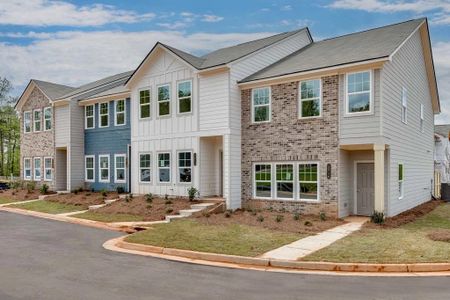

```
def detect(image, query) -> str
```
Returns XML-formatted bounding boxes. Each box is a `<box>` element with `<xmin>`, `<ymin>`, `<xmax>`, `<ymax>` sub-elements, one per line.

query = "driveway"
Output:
<box><xmin>1</xmin><ymin>211</ymin><xmax>450</xmax><ymax>300</ymax></box>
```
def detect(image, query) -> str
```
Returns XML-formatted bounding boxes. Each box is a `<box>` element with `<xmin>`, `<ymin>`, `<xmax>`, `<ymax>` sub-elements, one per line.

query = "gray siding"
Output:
<box><xmin>55</xmin><ymin>104</ymin><xmax>70</xmax><ymax>147</ymax></box>
<box><xmin>69</xmin><ymin>101</ymin><xmax>85</xmax><ymax>190</ymax></box>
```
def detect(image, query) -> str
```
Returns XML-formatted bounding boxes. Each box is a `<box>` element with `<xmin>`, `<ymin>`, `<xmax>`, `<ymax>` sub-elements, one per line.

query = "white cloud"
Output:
<box><xmin>202</xmin><ymin>14</ymin><xmax>224</xmax><ymax>22</ymax></box>
<box><xmin>281</xmin><ymin>5</ymin><xmax>293</xmax><ymax>11</ymax></box>
<box><xmin>157</xmin><ymin>22</ymin><xmax>188</xmax><ymax>30</ymax></box>
<box><xmin>0</xmin><ymin>0</ymin><xmax>155</xmax><ymax>27</ymax></box>
<box><xmin>433</xmin><ymin>42</ymin><xmax>450</xmax><ymax>124</ymax></box>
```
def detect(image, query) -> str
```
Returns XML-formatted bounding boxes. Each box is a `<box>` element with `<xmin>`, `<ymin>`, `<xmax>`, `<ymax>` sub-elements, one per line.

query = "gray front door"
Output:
<box><xmin>356</xmin><ymin>163</ymin><xmax>374</xmax><ymax>216</ymax></box>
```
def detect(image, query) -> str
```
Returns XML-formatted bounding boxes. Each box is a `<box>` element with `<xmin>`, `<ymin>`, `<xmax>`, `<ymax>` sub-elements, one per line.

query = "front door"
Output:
<box><xmin>356</xmin><ymin>163</ymin><xmax>374</xmax><ymax>216</ymax></box>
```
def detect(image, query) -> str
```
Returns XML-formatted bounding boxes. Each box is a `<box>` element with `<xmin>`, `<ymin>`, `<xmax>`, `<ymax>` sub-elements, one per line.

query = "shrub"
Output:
<box><xmin>116</xmin><ymin>186</ymin><xmax>125</xmax><ymax>194</ymax></box>
<box><xmin>319</xmin><ymin>212</ymin><xmax>327</xmax><ymax>221</ymax></box>
<box><xmin>39</xmin><ymin>184</ymin><xmax>49</xmax><ymax>195</ymax></box>
<box><xmin>101</xmin><ymin>189</ymin><xmax>107</xmax><ymax>197</ymax></box>
<box><xmin>267</xmin><ymin>206</ymin><xmax>273</xmax><ymax>212</ymax></box>
<box><xmin>187</xmin><ymin>187</ymin><xmax>199</xmax><ymax>201</ymax></box>
<box><xmin>145</xmin><ymin>193</ymin><xmax>154</xmax><ymax>203</ymax></box>
<box><xmin>279</xmin><ymin>207</ymin><xmax>286</xmax><ymax>213</ymax></box>
<box><xmin>8</xmin><ymin>180</ymin><xmax>20</xmax><ymax>190</ymax></box>
<box><xmin>165</xmin><ymin>199</ymin><xmax>173</xmax><ymax>205</ymax></box>
<box><xmin>304</xmin><ymin>221</ymin><xmax>313</xmax><ymax>227</ymax></box>
<box><xmin>293</xmin><ymin>213</ymin><xmax>300</xmax><ymax>221</ymax></box>
<box><xmin>224</xmin><ymin>210</ymin><xmax>232</xmax><ymax>218</ymax></box>
<box><xmin>251</xmin><ymin>209</ymin><xmax>257</xmax><ymax>216</ymax></box>
<box><xmin>257</xmin><ymin>215</ymin><xmax>264</xmax><ymax>222</ymax></box>
<box><xmin>164</xmin><ymin>194</ymin><xmax>169</xmax><ymax>201</ymax></box>
<box><xmin>26</xmin><ymin>181</ymin><xmax>36</xmax><ymax>193</ymax></box>
<box><xmin>371</xmin><ymin>211</ymin><xmax>385</xmax><ymax>224</ymax></box>
<box><xmin>275</xmin><ymin>215</ymin><xmax>284</xmax><ymax>223</ymax></box>
<box><xmin>165</xmin><ymin>208</ymin><xmax>173</xmax><ymax>214</ymax></box>
<box><xmin>124</xmin><ymin>195</ymin><xmax>131</xmax><ymax>203</ymax></box>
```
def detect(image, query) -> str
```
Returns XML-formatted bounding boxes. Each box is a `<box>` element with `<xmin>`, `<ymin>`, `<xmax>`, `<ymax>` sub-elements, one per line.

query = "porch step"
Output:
<box><xmin>190</xmin><ymin>203</ymin><xmax>216</xmax><ymax>210</ymax></box>
<box><xmin>165</xmin><ymin>214</ymin><xmax>186</xmax><ymax>221</ymax></box>
<box><xmin>88</xmin><ymin>204</ymin><xmax>106</xmax><ymax>210</ymax></box>
<box><xmin>104</xmin><ymin>198</ymin><xmax>119</xmax><ymax>205</ymax></box>
<box><xmin>178</xmin><ymin>208</ymin><xmax>203</xmax><ymax>217</ymax></box>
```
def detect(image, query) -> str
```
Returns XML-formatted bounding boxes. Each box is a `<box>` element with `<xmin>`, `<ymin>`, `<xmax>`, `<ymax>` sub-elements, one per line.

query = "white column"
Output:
<box><xmin>373</xmin><ymin>144</ymin><xmax>385</xmax><ymax>213</ymax></box>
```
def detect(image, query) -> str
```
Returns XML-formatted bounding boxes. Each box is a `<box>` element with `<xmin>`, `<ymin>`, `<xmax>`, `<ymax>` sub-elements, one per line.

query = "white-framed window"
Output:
<box><xmin>346</xmin><ymin>70</ymin><xmax>372</xmax><ymax>114</ymax></box>
<box><xmin>299</xmin><ymin>79</ymin><xmax>321</xmax><ymax>118</ymax></box>
<box><xmin>276</xmin><ymin>164</ymin><xmax>294</xmax><ymax>199</ymax></box>
<box><xmin>98</xmin><ymin>155</ymin><xmax>110</xmax><ymax>182</ymax></box>
<box><xmin>158</xmin><ymin>84</ymin><xmax>171</xmax><ymax>117</ymax></box>
<box><xmin>139</xmin><ymin>153</ymin><xmax>151</xmax><ymax>183</ymax></box>
<box><xmin>401</xmin><ymin>87</ymin><xmax>407</xmax><ymax>124</ymax></box>
<box><xmin>398</xmin><ymin>163</ymin><xmax>404</xmax><ymax>199</ymax></box>
<box><xmin>24</xmin><ymin>158</ymin><xmax>31</xmax><ymax>180</ymax></box>
<box><xmin>85</xmin><ymin>155</ymin><xmax>95</xmax><ymax>182</ymax></box>
<box><xmin>85</xmin><ymin>105</ymin><xmax>95</xmax><ymax>129</ymax></box>
<box><xmin>254</xmin><ymin>164</ymin><xmax>272</xmax><ymax>198</ymax></box>
<box><xmin>24</xmin><ymin>111</ymin><xmax>32</xmax><ymax>133</ymax></box>
<box><xmin>252</xmin><ymin>87</ymin><xmax>271</xmax><ymax>123</ymax></box>
<box><xmin>114</xmin><ymin>154</ymin><xmax>126</xmax><ymax>183</ymax></box>
<box><xmin>178</xmin><ymin>151</ymin><xmax>192</xmax><ymax>183</ymax></box>
<box><xmin>299</xmin><ymin>163</ymin><xmax>319</xmax><ymax>201</ymax></box>
<box><xmin>115</xmin><ymin>100</ymin><xmax>126</xmax><ymax>126</ymax></box>
<box><xmin>158</xmin><ymin>152</ymin><xmax>171</xmax><ymax>183</ymax></box>
<box><xmin>99</xmin><ymin>102</ymin><xmax>109</xmax><ymax>128</ymax></box>
<box><xmin>44</xmin><ymin>157</ymin><xmax>53</xmax><ymax>181</ymax></box>
<box><xmin>420</xmin><ymin>104</ymin><xmax>424</xmax><ymax>133</ymax></box>
<box><xmin>33</xmin><ymin>109</ymin><xmax>42</xmax><ymax>132</ymax></box>
<box><xmin>139</xmin><ymin>89</ymin><xmax>151</xmax><ymax>119</ymax></box>
<box><xmin>34</xmin><ymin>157</ymin><xmax>41</xmax><ymax>180</ymax></box>
<box><xmin>44</xmin><ymin>107</ymin><xmax>52</xmax><ymax>131</ymax></box>
<box><xmin>177</xmin><ymin>80</ymin><xmax>192</xmax><ymax>114</ymax></box>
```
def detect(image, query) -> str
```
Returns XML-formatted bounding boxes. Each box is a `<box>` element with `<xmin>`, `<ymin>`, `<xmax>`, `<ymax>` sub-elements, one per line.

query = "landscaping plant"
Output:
<box><xmin>187</xmin><ymin>187</ymin><xmax>199</xmax><ymax>201</ymax></box>
<box><xmin>293</xmin><ymin>212</ymin><xmax>300</xmax><ymax>221</ymax></box>
<box><xmin>165</xmin><ymin>208</ymin><xmax>173</xmax><ymax>214</ymax></box>
<box><xmin>224</xmin><ymin>210</ymin><xmax>232</xmax><ymax>218</ymax></box>
<box><xmin>26</xmin><ymin>181</ymin><xmax>35</xmax><ymax>193</ymax></box>
<box><xmin>101</xmin><ymin>189</ymin><xmax>107</xmax><ymax>197</ymax></box>
<box><xmin>304</xmin><ymin>221</ymin><xmax>313</xmax><ymax>226</ymax></box>
<box><xmin>145</xmin><ymin>193</ymin><xmax>154</xmax><ymax>203</ymax></box>
<box><xmin>116</xmin><ymin>186</ymin><xmax>125</xmax><ymax>194</ymax></box>
<box><xmin>319</xmin><ymin>212</ymin><xmax>327</xmax><ymax>221</ymax></box>
<box><xmin>275</xmin><ymin>215</ymin><xmax>284</xmax><ymax>223</ymax></box>
<box><xmin>371</xmin><ymin>211</ymin><xmax>385</xmax><ymax>224</ymax></box>
<box><xmin>257</xmin><ymin>215</ymin><xmax>264</xmax><ymax>222</ymax></box>
<box><xmin>39</xmin><ymin>183</ymin><xmax>49</xmax><ymax>195</ymax></box>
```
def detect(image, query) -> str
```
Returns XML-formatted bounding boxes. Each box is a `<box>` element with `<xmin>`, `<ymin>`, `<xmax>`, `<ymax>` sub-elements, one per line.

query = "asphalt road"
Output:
<box><xmin>1</xmin><ymin>211</ymin><xmax>450</xmax><ymax>300</ymax></box>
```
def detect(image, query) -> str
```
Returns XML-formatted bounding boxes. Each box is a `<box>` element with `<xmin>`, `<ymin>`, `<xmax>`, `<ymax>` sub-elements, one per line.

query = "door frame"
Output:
<box><xmin>353</xmin><ymin>160</ymin><xmax>374</xmax><ymax>215</ymax></box>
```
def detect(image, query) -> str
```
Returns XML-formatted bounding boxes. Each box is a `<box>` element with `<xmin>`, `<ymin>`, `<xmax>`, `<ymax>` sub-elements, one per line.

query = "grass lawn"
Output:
<box><xmin>125</xmin><ymin>219</ymin><xmax>303</xmax><ymax>257</ymax></box>
<box><xmin>0</xmin><ymin>197</ymin><xmax>22</xmax><ymax>204</ymax></box>
<box><xmin>303</xmin><ymin>203</ymin><xmax>450</xmax><ymax>263</ymax></box>
<box><xmin>71</xmin><ymin>211</ymin><xmax>144</xmax><ymax>223</ymax></box>
<box><xmin>9</xmin><ymin>200</ymin><xmax>84</xmax><ymax>214</ymax></box>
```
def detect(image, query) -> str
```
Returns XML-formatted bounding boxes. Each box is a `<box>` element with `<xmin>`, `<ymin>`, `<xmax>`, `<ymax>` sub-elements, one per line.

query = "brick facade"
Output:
<box><xmin>241</xmin><ymin>75</ymin><xmax>339</xmax><ymax>217</ymax></box>
<box><xmin>19</xmin><ymin>87</ymin><xmax>55</xmax><ymax>188</ymax></box>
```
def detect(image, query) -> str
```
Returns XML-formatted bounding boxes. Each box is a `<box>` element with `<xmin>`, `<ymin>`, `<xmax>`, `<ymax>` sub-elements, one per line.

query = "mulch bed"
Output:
<box><xmin>0</xmin><ymin>189</ymin><xmax>42</xmax><ymax>201</ymax></box>
<box><xmin>45</xmin><ymin>191</ymin><xmax>119</xmax><ymax>208</ymax></box>
<box><xmin>194</xmin><ymin>209</ymin><xmax>345</xmax><ymax>234</ymax></box>
<box><xmin>94</xmin><ymin>196</ymin><xmax>199</xmax><ymax>221</ymax></box>
<box><xmin>365</xmin><ymin>199</ymin><xmax>443</xmax><ymax>229</ymax></box>
<box><xmin>427</xmin><ymin>229</ymin><xmax>450</xmax><ymax>242</ymax></box>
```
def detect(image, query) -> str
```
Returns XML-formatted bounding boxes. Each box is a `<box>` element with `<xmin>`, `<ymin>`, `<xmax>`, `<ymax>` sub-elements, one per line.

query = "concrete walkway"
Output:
<box><xmin>0</xmin><ymin>198</ymin><xmax>42</xmax><ymax>207</ymax></box>
<box><xmin>261</xmin><ymin>217</ymin><xmax>368</xmax><ymax>260</ymax></box>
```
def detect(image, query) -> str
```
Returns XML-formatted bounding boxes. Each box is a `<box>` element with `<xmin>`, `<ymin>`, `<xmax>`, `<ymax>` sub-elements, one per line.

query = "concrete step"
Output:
<box><xmin>88</xmin><ymin>204</ymin><xmax>106</xmax><ymax>210</ymax></box>
<box><xmin>178</xmin><ymin>208</ymin><xmax>203</xmax><ymax>217</ymax></box>
<box><xmin>165</xmin><ymin>214</ymin><xmax>185</xmax><ymax>222</ymax></box>
<box><xmin>104</xmin><ymin>198</ymin><xmax>119</xmax><ymax>205</ymax></box>
<box><xmin>190</xmin><ymin>203</ymin><xmax>216</xmax><ymax>210</ymax></box>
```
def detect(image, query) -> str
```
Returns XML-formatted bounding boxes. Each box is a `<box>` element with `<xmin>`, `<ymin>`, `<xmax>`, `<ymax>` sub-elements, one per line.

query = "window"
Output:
<box><xmin>115</xmin><ymin>100</ymin><xmax>126</xmax><ymax>126</ymax></box>
<box><xmin>254</xmin><ymin>164</ymin><xmax>271</xmax><ymax>198</ymax></box>
<box><xmin>276</xmin><ymin>164</ymin><xmax>294</xmax><ymax>199</ymax></box>
<box><xmin>44</xmin><ymin>107</ymin><xmax>52</xmax><ymax>131</ymax></box>
<box><xmin>299</xmin><ymin>79</ymin><xmax>321</xmax><ymax>118</ymax></box>
<box><xmin>115</xmin><ymin>154</ymin><xmax>126</xmax><ymax>183</ymax></box>
<box><xmin>398</xmin><ymin>163</ymin><xmax>404</xmax><ymax>199</ymax></box>
<box><xmin>346</xmin><ymin>71</ymin><xmax>372</xmax><ymax>114</ymax></box>
<box><xmin>24</xmin><ymin>158</ymin><xmax>31</xmax><ymax>180</ymax></box>
<box><xmin>85</xmin><ymin>156</ymin><xmax>95</xmax><ymax>182</ymax></box>
<box><xmin>401</xmin><ymin>87</ymin><xmax>407</xmax><ymax>124</ymax></box>
<box><xmin>158</xmin><ymin>84</ymin><xmax>171</xmax><ymax>117</ymax></box>
<box><xmin>178</xmin><ymin>80</ymin><xmax>192</xmax><ymax>114</ymax></box>
<box><xmin>139</xmin><ymin>153</ymin><xmax>151</xmax><ymax>182</ymax></box>
<box><xmin>34</xmin><ymin>157</ymin><xmax>41</xmax><ymax>180</ymax></box>
<box><xmin>24</xmin><ymin>111</ymin><xmax>32</xmax><ymax>133</ymax></box>
<box><xmin>252</xmin><ymin>87</ymin><xmax>271</xmax><ymax>123</ymax></box>
<box><xmin>420</xmin><ymin>104</ymin><xmax>424</xmax><ymax>132</ymax></box>
<box><xmin>178</xmin><ymin>151</ymin><xmax>192</xmax><ymax>183</ymax></box>
<box><xmin>99</xmin><ymin>102</ymin><xmax>109</xmax><ymax>127</ymax></box>
<box><xmin>99</xmin><ymin>155</ymin><xmax>110</xmax><ymax>182</ymax></box>
<box><xmin>158</xmin><ymin>153</ymin><xmax>171</xmax><ymax>183</ymax></box>
<box><xmin>139</xmin><ymin>89</ymin><xmax>151</xmax><ymax>119</ymax></box>
<box><xmin>85</xmin><ymin>105</ymin><xmax>95</xmax><ymax>129</ymax></box>
<box><xmin>44</xmin><ymin>157</ymin><xmax>53</xmax><ymax>181</ymax></box>
<box><xmin>33</xmin><ymin>109</ymin><xmax>41</xmax><ymax>132</ymax></box>
<box><xmin>299</xmin><ymin>163</ymin><xmax>318</xmax><ymax>201</ymax></box>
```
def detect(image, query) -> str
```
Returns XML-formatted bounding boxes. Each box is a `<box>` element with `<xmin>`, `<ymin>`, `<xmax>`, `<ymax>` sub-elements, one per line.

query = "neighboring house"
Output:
<box><xmin>435</xmin><ymin>125</ymin><xmax>450</xmax><ymax>184</ymax></box>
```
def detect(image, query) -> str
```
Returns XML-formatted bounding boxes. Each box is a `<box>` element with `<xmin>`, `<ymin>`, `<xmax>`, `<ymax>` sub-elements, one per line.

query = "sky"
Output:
<box><xmin>0</xmin><ymin>0</ymin><xmax>449</xmax><ymax>122</ymax></box>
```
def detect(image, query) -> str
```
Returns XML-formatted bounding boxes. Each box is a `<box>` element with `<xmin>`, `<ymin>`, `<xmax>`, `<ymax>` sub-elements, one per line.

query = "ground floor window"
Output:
<box><xmin>99</xmin><ymin>155</ymin><xmax>110</xmax><ymax>182</ymax></box>
<box><xmin>140</xmin><ymin>153</ymin><xmax>151</xmax><ymax>182</ymax></box>
<box><xmin>34</xmin><ymin>157</ymin><xmax>41</xmax><ymax>180</ymax></box>
<box><xmin>44</xmin><ymin>157</ymin><xmax>53</xmax><ymax>181</ymax></box>
<box><xmin>85</xmin><ymin>156</ymin><xmax>95</xmax><ymax>182</ymax></box>
<box><xmin>158</xmin><ymin>152</ymin><xmax>171</xmax><ymax>183</ymax></box>
<box><xmin>253</xmin><ymin>162</ymin><xmax>319</xmax><ymax>201</ymax></box>
<box><xmin>398</xmin><ymin>163</ymin><xmax>404</xmax><ymax>199</ymax></box>
<box><xmin>115</xmin><ymin>154</ymin><xmax>126</xmax><ymax>183</ymax></box>
<box><xmin>24</xmin><ymin>158</ymin><xmax>31</xmax><ymax>180</ymax></box>
<box><xmin>178</xmin><ymin>151</ymin><xmax>192</xmax><ymax>183</ymax></box>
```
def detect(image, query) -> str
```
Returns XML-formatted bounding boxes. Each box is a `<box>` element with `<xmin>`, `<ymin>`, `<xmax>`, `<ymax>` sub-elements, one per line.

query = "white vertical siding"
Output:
<box><xmin>55</xmin><ymin>104</ymin><xmax>70</xmax><ymax>147</ymax></box>
<box><xmin>199</xmin><ymin>136</ymin><xmax>222</xmax><ymax>196</ymax></box>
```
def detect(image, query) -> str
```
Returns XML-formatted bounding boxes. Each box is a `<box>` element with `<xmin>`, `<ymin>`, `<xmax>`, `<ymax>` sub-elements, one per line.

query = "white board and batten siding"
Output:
<box><xmin>381</xmin><ymin>30</ymin><xmax>434</xmax><ymax>216</ymax></box>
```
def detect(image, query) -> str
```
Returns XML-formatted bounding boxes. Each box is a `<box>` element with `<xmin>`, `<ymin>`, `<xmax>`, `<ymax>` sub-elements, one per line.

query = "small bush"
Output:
<box><xmin>257</xmin><ymin>215</ymin><xmax>264</xmax><ymax>222</ymax></box>
<box><xmin>371</xmin><ymin>211</ymin><xmax>385</xmax><ymax>224</ymax></box>
<box><xmin>165</xmin><ymin>208</ymin><xmax>173</xmax><ymax>214</ymax></box>
<box><xmin>116</xmin><ymin>186</ymin><xmax>125</xmax><ymax>194</ymax></box>
<box><xmin>279</xmin><ymin>207</ymin><xmax>286</xmax><ymax>213</ymax></box>
<box><xmin>39</xmin><ymin>184</ymin><xmax>49</xmax><ymax>195</ymax></box>
<box><xmin>293</xmin><ymin>213</ymin><xmax>300</xmax><ymax>221</ymax></box>
<box><xmin>8</xmin><ymin>180</ymin><xmax>21</xmax><ymax>190</ymax></box>
<box><xmin>187</xmin><ymin>187</ymin><xmax>199</xmax><ymax>201</ymax></box>
<box><xmin>224</xmin><ymin>210</ymin><xmax>232</xmax><ymax>218</ymax></box>
<box><xmin>164</xmin><ymin>194</ymin><xmax>169</xmax><ymax>201</ymax></box>
<box><xmin>251</xmin><ymin>209</ymin><xmax>257</xmax><ymax>216</ymax></box>
<box><xmin>129</xmin><ymin>193</ymin><xmax>134</xmax><ymax>199</ymax></box>
<box><xmin>267</xmin><ymin>206</ymin><xmax>273</xmax><ymax>212</ymax></box>
<box><xmin>26</xmin><ymin>181</ymin><xmax>36</xmax><ymax>193</ymax></box>
<box><xmin>319</xmin><ymin>212</ymin><xmax>327</xmax><ymax>221</ymax></box>
<box><xmin>304</xmin><ymin>221</ymin><xmax>313</xmax><ymax>227</ymax></box>
<box><xmin>124</xmin><ymin>195</ymin><xmax>131</xmax><ymax>203</ymax></box>
<box><xmin>145</xmin><ymin>193</ymin><xmax>154</xmax><ymax>203</ymax></box>
<box><xmin>165</xmin><ymin>199</ymin><xmax>173</xmax><ymax>205</ymax></box>
<box><xmin>101</xmin><ymin>189</ymin><xmax>107</xmax><ymax>197</ymax></box>
<box><xmin>275</xmin><ymin>215</ymin><xmax>284</xmax><ymax>223</ymax></box>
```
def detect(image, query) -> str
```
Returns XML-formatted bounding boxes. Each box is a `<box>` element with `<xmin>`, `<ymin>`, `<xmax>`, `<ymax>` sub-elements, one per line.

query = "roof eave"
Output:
<box><xmin>78</xmin><ymin>91</ymin><xmax>131</xmax><ymax>105</ymax></box>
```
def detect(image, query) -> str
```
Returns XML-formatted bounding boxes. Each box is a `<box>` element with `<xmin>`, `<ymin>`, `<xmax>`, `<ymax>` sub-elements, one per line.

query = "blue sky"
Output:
<box><xmin>0</xmin><ymin>0</ymin><xmax>449</xmax><ymax>121</ymax></box>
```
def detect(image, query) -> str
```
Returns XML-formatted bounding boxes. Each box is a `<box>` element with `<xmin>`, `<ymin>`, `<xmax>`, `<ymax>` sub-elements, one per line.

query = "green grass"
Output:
<box><xmin>71</xmin><ymin>211</ymin><xmax>144</xmax><ymax>223</ymax></box>
<box><xmin>303</xmin><ymin>203</ymin><xmax>450</xmax><ymax>263</ymax></box>
<box><xmin>9</xmin><ymin>200</ymin><xmax>83</xmax><ymax>214</ymax></box>
<box><xmin>0</xmin><ymin>197</ymin><xmax>21</xmax><ymax>204</ymax></box>
<box><xmin>125</xmin><ymin>219</ymin><xmax>303</xmax><ymax>257</ymax></box>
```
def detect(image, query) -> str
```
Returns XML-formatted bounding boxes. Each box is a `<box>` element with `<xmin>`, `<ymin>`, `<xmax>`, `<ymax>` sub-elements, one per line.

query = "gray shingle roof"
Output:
<box><xmin>74</xmin><ymin>76</ymin><xmax>130</xmax><ymax>101</ymax></box>
<box><xmin>32</xmin><ymin>80</ymin><xmax>76</xmax><ymax>100</ymax></box>
<box><xmin>240</xmin><ymin>18</ymin><xmax>425</xmax><ymax>83</ymax></box>
<box><xmin>435</xmin><ymin>125</ymin><xmax>450</xmax><ymax>137</ymax></box>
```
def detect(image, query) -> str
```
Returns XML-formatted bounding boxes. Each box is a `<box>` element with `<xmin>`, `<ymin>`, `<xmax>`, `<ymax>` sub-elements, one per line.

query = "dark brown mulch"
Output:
<box><xmin>0</xmin><ymin>189</ymin><xmax>42</xmax><ymax>201</ymax></box>
<box><xmin>365</xmin><ymin>200</ymin><xmax>443</xmax><ymax>229</ymax></box>
<box><xmin>94</xmin><ymin>196</ymin><xmax>198</xmax><ymax>221</ymax></box>
<box><xmin>194</xmin><ymin>209</ymin><xmax>345</xmax><ymax>234</ymax></box>
<box><xmin>427</xmin><ymin>229</ymin><xmax>450</xmax><ymax>242</ymax></box>
<box><xmin>45</xmin><ymin>191</ymin><xmax>119</xmax><ymax>208</ymax></box>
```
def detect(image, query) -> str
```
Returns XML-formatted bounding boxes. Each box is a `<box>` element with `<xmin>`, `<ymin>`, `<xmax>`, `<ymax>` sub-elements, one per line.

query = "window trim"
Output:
<box><xmin>44</xmin><ymin>107</ymin><xmax>52</xmax><ymax>131</ymax></box>
<box><xmin>114</xmin><ymin>154</ymin><xmax>126</xmax><ymax>183</ymax></box>
<box><xmin>253</xmin><ymin>163</ymin><xmax>273</xmax><ymax>200</ymax></box>
<box><xmin>401</xmin><ymin>87</ymin><xmax>408</xmax><ymax>124</ymax></box>
<box><xmin>275</xmin><ymin>163</ymin><xmax>295</xmax><ymax>200</ymax></box>
<box><xmin>24</xmin><ymin>111</ymin><xmax>32</xmax><ymax>133</ymax></box>
<box><xmin>85</xmin><ymin>105</ymin><xmax>95</xmax><ymax>129</ymax></box>
<box><xmin>139</xmin><ymin>152</ymin><xmax>152</xmax><ymax>183</ymax></box>
<box><xmin>299</xmin><ymin>78</ymin><xmax>322</xmax><ymax>119</ymax></box>
<box><xmin>157</xmin><ymin>152</ymin><xmax>171</xmax><ymax>183</ymax></box>
<box><xmin>298</xmin><ymin>162</ymin><xmax>320</xmax><ymax>202</ymax></box>
<box><xmin>177</xmin><ymin>80</ymin><xmax>193</xmax><ymax>115</ymax></box>
<box><xmin>114</xmin><ymin>99</ymin><xmax>126</xmax><ymax>126</ymax></box>
<box><xmin>98</xmin><ymin>102</ymin><xmax>109</xmax><ymax>128</ymax></box>
<box><xmin>98</xmin><ymin>154</ymin><xmax>110</xmax><ymax>183</ymax></box>
<box><xmin>44</xmin><ymin>157</ymin><xmax>53</xmax><ymax>182</ymax></box>
<box><xmin>251</xmin><ymin>86</ymin><xmax>271</xmax><ymax>124</ymax></box>
<box><xmin>33</xmin><ymin>109</ymin><xmax>42</xmax><ymax>132</ymax></box>
<box><xmin>138</xmin><ymin>87</ymin><xmax>151</xmax><ymax>120</ymax></box>
<box><xmin>157</xmin><ymin>83</ymin><xmax>171</xmax><ymax>118</ymax></box>
<box><xmin>24</xmin><ymin>157</ymin><xmax>32</xmax><ymax>180</ymax></box>
<box><xmin>345</xmin><ymin>70</ymin><xmax>374</xmax><ymax>116</ymax></box>
<box><xmin>398</xmin><ymin>163</ymin><xmax>404</xmax><ymax>199</ymax></box>
<box><xmin>177</xmin><ymin>150</ymin><xmax>193</xmax><ymax>184</ymax></box>
<box><xmin>33</xmin><ymin>157</ymin><xmax>42</xmax><ymax>181</ymax></box>
<box><xmin>85</xmin><ymin>155</ymin><xmax>95</xmax><ymax>182</ymax></box>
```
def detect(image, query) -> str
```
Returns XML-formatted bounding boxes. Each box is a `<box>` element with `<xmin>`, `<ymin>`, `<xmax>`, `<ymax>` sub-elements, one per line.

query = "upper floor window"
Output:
<box><xmin>346</xmin><ymin>71</ymin><xmax>372</xmax><ymax>114</ymax></box>
<box><xmin>24</xmin><ymin>158</ymin><xmax>31</xmax><ymax>180</ymax></box>
<box><xmin>398</xmin><ymin>163</ymin><xmax>404</xmax><ymax>199</ymax></box>
<box><xmin>139</xmin><ymin>89</ymin><xmax>151</xmax><ymax>119</ymax></box>
<box><xmin>24</xmin><ymin>111</ymin><xmax>32</xmax><ymax>133</ymax></box>
<box><xmin>252</xmin><ymin>87</ymin><xmax>271</xmax><ymax>123</ymax></box>
<box><xmin>85</xmin><ymin>105</ymin><xmax>95</xmax><ymax>129</ymax></box>
<box><xmin>158</xmin><ymin>152</ymin><xmax>171</xmax><ymax>183</ymax></box>
<box><xmin>115</xmin><ymin>100</ymin><xmax>126</xmax><ymax>126</ymax></box>
<box><xmin>158</xmin><ymin>84</ymin><xmax>171</xmax><ymax>117</ymax></box>
<box><xmin>178</xmin><ymin>80</ymin><xmax>192</xmax><ymax>114</ymax></box>
<box><xmin>178</xmin><ymin>151</ymin><xmax>192</xmax><ymax>183</ymax></box>
<box><xmin>44</xmin><ymin>107</ymin><xmax>52</xmax><ymax>131</ymax></box>
<box><xmin>401</xmin><ymin>87</ymin><xmax>407</xmax><ymax>124</ymax></box>
<box><xmin>299</xmin><ymin>79</ymin><xmax>321</xmax><ymax>118</ymax></box>
<box><xmin>34</xmin><ymin>157</ymin><xmax>41</xmax><ymax>180</ymax></box>
<box><xmin>33</xmin><ymin>109</ymin><xmax>41</xmax><ymax>132</ymax></box>
<box><xmin>99</xmin><ymin>102</ymin><xmax>109</xmax><ymax>128</ymax></box>
<box><xmin>420</xmin><ymin>104</ymin><xmax>424</xmax><ymax>132</ymax></box>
